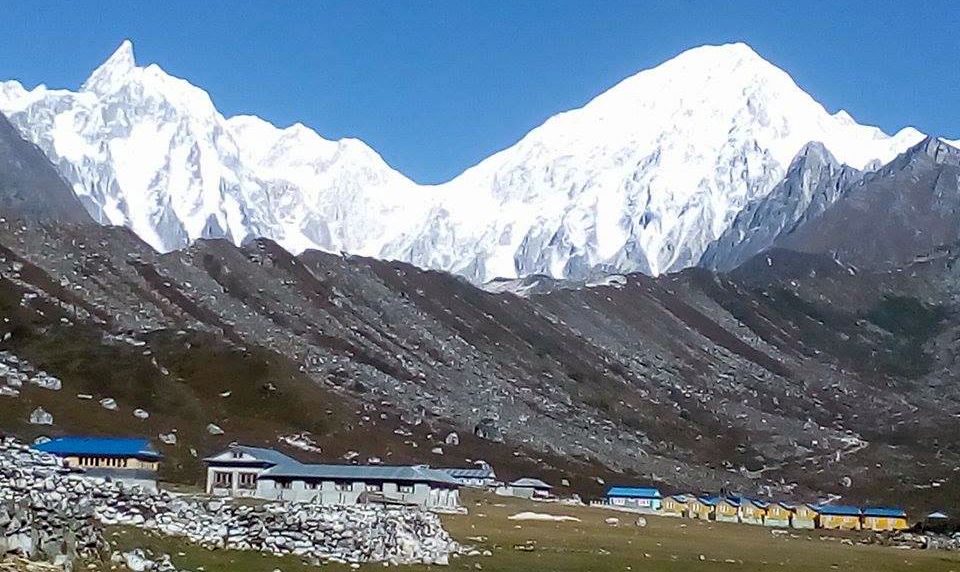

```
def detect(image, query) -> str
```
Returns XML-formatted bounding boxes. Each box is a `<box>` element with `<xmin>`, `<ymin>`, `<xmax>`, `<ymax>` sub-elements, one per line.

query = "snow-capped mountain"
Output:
<box><xmin>0</xmin><ymin>41</ymin><xmax>425</xmax><ymax>255</ymax></box>
<box><xmin>0</xmin><ymin>41</ymin><xmax>930</xmax><ymax>281</ymax></box>
<box><xmin>698</xmin><ymin>142</ymin><xmax>863</xmax><ymax>272</ymax></box>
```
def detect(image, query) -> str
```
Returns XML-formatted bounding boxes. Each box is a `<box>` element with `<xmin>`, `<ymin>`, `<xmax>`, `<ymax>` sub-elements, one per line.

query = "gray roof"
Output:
<box><xmin>260</xmin><ymin>464</ymin><xmax>460</xmax><ymax>486</ymax></box>
<box><xmin>203</xmin><ymin>445</ymin><xmax>301</xmax><ymax>467</ymax></box>
<box><xmin>510</xmin><ymin>477</ymin><xmax>552</xmax><ymax>489</ymax></box>
<box><xmin>438</xmin><ymin>467</ymin><xmax>495</xmax><ymax>479</ymax></box>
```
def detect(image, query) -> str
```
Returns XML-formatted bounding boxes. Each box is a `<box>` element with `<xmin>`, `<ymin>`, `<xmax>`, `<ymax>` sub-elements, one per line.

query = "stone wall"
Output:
<box><xmin>0</xmin><ymin>437</ymin><xmax>457</xmax><ymax>567</ymax></box>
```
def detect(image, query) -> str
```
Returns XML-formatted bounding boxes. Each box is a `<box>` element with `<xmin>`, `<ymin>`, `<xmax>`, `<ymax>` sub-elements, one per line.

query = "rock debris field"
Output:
<box><xmin>0</xmin><ymin>437</ymin><xmax>458</xmax><ymax>569</ymax></box>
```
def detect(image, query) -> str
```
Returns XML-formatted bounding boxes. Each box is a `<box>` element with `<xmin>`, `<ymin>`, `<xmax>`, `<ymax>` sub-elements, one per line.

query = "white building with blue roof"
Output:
<box><xmin>203</xmin><ymin>444</ymin><xmax>461</xmax><ymax>510</ymax></box>
<box><xmin>604</xmin><ymin>486</ymin><xmax>663</xmax><ymax>513</ymax></box>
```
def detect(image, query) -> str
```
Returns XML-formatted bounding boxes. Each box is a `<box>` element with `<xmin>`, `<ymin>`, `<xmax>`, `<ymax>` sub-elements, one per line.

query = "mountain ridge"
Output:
<box><xmin>0</xmin><ymin>41</ymin><xmax>937</xmax><ymax>282</ymax></box>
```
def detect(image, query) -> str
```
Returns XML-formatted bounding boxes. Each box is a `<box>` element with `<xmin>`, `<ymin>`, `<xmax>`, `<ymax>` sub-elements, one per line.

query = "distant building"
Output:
<box><xmin>788</xmin><ymin>504</ymin><xmax>818</xmax><ymax>529</ymax></box>
<box><xmin>762</xmin><ymin>502</ymin><xmax>792</xmax><ymax>527</ymax></box>
<box><xmin>33</xmin><ymin>436</ymin><xmax>161</xmax><ymax>491</ymax></box>
<box><xmin>661</xmin><ymin>494</ymin><xmax>690</xmax><ymax>517</ymax></box>
<box><xmin>203</xmin><ymin>445</ymin><xmax>300</xmax><ymax>498</ymax></box>
<box><xmin>257</xmin><ymin>463</ymin><xmax>461</xmax><ymax>510</ymax></box>
<box><xmin>862</xmin><ymin>507</ymin><xmax>909</xmax><ymax>531</ymax></box>
<box><xmin>738</xmin><ymin>497</ymin><xmax>767</xmax><ymax>525</ymax></box>
<box><xmin>437</xmin><ymin>465</ymin><xmax>497</xmax><ymax>488</ymax></box>
<box><xmin>711</xmin><ymin>497</ymin><xmax>740</xmax><ymax>523</ymax></box>
<box><xmin>501</xmin><ymin>478</ymin><xmax>553</xmax><ymax>499</ymax></box>
<box><xmin>203</xmin><ymin>445</ymin><xmax>460</xmax><ymax>510</ymax></box>
<box><xmin>687</xmin><ymin>496</ymin><xmax>714</xmax><ymax>520</ymax></box>
<box><xmin>816</xmin><ymin>505</ymin><xmax>861</xmax><ymax>530</ymax></box>
<box><xmin>604</xmin><ymin>486</ymin><xmax>662</xmax><ymax>513</ymax></box>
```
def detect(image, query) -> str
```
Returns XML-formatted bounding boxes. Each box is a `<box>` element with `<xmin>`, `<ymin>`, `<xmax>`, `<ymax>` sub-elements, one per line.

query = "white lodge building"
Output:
<box><xmin>203</xmin><ymin>445</ymin><xmax>461</xmax><ymax>510</ymax></box>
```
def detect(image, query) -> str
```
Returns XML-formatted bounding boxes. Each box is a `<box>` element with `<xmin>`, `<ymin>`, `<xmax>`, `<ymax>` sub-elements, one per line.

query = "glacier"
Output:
<box><xmin>0</xmin><ymin>40</ymin><xmax>931</xmax><ymax>282</ymax></box>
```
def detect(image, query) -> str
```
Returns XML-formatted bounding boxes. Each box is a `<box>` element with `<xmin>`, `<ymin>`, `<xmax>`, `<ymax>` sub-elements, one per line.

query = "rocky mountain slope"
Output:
<box><xmin>0</xmin><ymin>113</ymin><xmax>91</xmax><ymax>224</ymax></box>
<box><xmin>702</xmin><ymin>137</ymin><xmax>960</xmax><ymax>272</ymax></box>
<box><xmin>0</xmin><ymin>41</ymin><xmax>926</xmax><ymax>282</ymax></box>
<box><xmin>0</xmin><ymin>120</ymin><xmax>957</xmax><ymax>510</ymax></box>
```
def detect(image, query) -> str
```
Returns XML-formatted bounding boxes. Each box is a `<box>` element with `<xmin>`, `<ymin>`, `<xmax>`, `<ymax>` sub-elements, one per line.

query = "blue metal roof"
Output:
<box><xmin>34</xmin><ymin>437</ymin><xmax>161</xmax><ymax>460</ymax></box>
<box><xmin>606</xmin><ymin>486</ymin><xmax>662</xmax><ymax>499</ymax></box>
<box><xmin>815</xmin><ymin>504</ymin><xmax>861</xmax><ymax>516</ymax></box>
<box><xmin>862</xmin><ymin>507</ymin><xmax>906</xmax><ymax>518</ymax></box>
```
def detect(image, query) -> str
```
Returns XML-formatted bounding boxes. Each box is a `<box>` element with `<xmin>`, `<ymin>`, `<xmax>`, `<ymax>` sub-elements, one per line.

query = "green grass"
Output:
<box><xmin>98</xmin><ymin>491</ymin><xmax>960</xmax><ymax>572</ymax></box>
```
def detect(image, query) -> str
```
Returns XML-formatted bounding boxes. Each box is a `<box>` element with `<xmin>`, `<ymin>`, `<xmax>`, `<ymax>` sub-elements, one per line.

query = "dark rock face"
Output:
<box><xmin>700</xmin><ymin>142</ymin><xmax>861</xmax><ymax>272</ymax></box>
<box><xmin>0</xmin><ymin>113</ymin><xmax>91</xmax><ymax>224</ymax></box>
<box><xmin>778</xmin><ymin>137</ymin><xmax>960</xmax><ymax>269</ymax></box>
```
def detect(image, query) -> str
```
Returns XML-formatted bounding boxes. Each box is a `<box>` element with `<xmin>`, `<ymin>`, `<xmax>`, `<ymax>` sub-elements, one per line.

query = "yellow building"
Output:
<box><xmin>862</xmin><ymin>508</ymin><xmax>909</xmax><ymax>531</ymax></box>
<box><xmin>761</xmin><ymin>502</ymin><xmax>791</xmax><ymax>527</ymax></box>
<box><xmin>687</xmin><ymin>496</ymin><xmax>714</xmax><ymax>520</ymax></box>
<box><xmin>739</xmin><ymin>498</ymin><xmax>767</xmax><ymax>525</ymax></box>
<box><xmin>713</xmin><ymin>497</ymin><xmax>740</xmax><ymax>523</ymax></box>
<box><xmin>788</xmin><ymin>504</ymin><xmax>818</xmax><ymax>529</ymax></box>
<box><xmin>661</xmin><ymin>495</ymin><xmax>689</xmax><ymax>517</ymax></box>
<box><xmin>817</xmin><ymin>505</ymin><xmax>861</xmax><ymax>530</ymax></box>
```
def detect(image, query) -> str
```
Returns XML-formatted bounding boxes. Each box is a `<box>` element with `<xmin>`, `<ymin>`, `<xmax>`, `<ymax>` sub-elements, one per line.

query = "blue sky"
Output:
<box><xmin>1</xmin><ymin>1</ymin><xmax>957</xmax><ymax>183</ymax></box>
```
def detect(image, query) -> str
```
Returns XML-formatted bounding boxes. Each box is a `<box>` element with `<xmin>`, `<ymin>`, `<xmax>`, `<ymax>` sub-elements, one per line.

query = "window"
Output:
<box><xmin>399</xmin><ymin>483</ymin><xmax>414</xmax><ymax>494</ymax></box>
<box><xmin>237</xmin><ymin>472</ymin><xmax>257</xmax><ymax>489</ymax></box>
<box><xmin>278</xmin><ymin>480</ymin><xmax>292</xmax><ymax>489</ymax></box>
<box><xmin>213</xmin><ymin>471</ymin><xmax>232</xmax><ymax>488</ymax></box>
<box><xmin>611</xmin><ymin>498</ymin><xmax>625</xmax><ymax>506</ymax></box>
<box><xmin>335</xmin><ymin>481</ymin><xmax>353</xmax><ymax>492</ymax></box>
<box><xmin>365</xmin><ymin>482</ymin><xmax>382</xmax><ymax>493</ymax></box>
<box><xmin>231</xmin><ymin>451</ymin><xmax>244</xmax><ymax>459</ymax></box>
<box><xmin>304</xmin><ymin>481</ymin><xmax>318</xmax><ymax>489</ymax></box>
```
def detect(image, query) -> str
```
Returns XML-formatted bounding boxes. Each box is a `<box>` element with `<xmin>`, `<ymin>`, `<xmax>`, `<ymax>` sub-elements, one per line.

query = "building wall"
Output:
<box><xmin>762</xmin><ymin>504</ymin><xmax>790</xmax><ymax>527</ymax></box>
<box><xmin>820</xmin><ymin>514</ymin><xmax>861</xmax><ymax>530</ymax></box>
<box><xmin>607</xmin><ymin>497</ymin><xmax>662</xmax><ymax>512</ymax></box>
<box><xmin>63</xmin><ymin>455</ymin><xmax>158</xmax><ymax>471</ymax></box>
<box><xmin>688</xmin><ymin>502</ymin><xmax>713</xmax><ymax>520</ymax></box>
<box><xmin>714</xmin><ymin>503</ymin><xmax>739</xmax><ymax>523</ymax></box>
<box><xmin>256</xmin><ymin>479</ymin><xmax>459</xmax><ymax>509</ymax></box>
<box><xmin>661</xmin><ymin>498</ymin><xmax>686</xmax><ymax>517</ymax></box>
<box><xmin>206</xmin><ymin>465</ymin><xmax>266</xmax><ymax>498</ymax></box>
<box><xmin>863</xmin><ymin>516</ymin><xmax>908</xmax><ymax>531</ymax></box>
<box><xmin>740</xmin><ymin>504</ymin><xmax>765</xmax><ymax>525</ymax></box>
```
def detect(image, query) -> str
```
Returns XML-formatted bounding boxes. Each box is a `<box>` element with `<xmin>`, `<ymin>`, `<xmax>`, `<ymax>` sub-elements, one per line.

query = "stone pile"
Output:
<box><xmin>0</xmin><ymin>437</ymin><xmax>457</xmax><ymax>567</ymax></box>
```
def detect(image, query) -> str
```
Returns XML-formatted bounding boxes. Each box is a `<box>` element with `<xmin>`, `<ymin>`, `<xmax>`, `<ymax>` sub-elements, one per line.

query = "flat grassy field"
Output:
<box><xmin>100</xmin><ymin>490</ymin><xmax>960</xmax><ymax>571</ymax></box>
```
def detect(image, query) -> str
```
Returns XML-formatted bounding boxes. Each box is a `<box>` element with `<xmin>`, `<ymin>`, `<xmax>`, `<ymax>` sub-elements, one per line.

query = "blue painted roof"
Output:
<box><xmin>815</xmin><ymin>505</ymin><xmax>861</xmax><ymax>516</ymax></box>
<box><xmin>862</xmin><ymin>507</ymin><xmax>906</xmax><ymax>518</ymax></box>
<box><xmin>606</xmin><ymin>486</ymin><xmax>662</xmax><ymax>499</ymax></box>
<box><xmin>34</xmin><ymin>437</ymin><xmax>161</xmax><ymax>460</ymax></box>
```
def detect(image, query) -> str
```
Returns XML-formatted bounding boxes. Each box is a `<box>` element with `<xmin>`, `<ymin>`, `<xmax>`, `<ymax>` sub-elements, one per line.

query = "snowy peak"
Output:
<box><xmin>0</xmin><ymin>40</ymin><xmax>938</xmax><ymax>282</ymax></box>
<box><xmin>81</xmin><ymin>40</ymin><xmax>137</xmax><ymax>93</ymax></box>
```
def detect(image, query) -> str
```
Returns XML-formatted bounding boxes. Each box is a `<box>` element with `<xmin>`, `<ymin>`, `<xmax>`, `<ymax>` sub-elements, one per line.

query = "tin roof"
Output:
<box><xmin>261</xmin><ymin>464</ymin><xmax>460</xmax><ymax>486</ymax></box>
<box><xmin>606</xmin><ymin>486</ymin><xmax>662</xmax><ymax>499</ymax></box>
<box><xmin>203</xmin><ymin>445</ymin><xmax>301</xmax><ymax>467</ymax></box>
<box><xmin>33</xmin><ymin>437</ymin><xmax>161</xmax><ymax>460</ymax></box>
<box><xmin>815</xmin><ymin>504</ymin><xmax>861</xmax><ymax>516</ymax></box>
<box><xmin>862</xmin><ymin>507</ymin><xmax>906</xmax><ymax>518</ymax></box>
<box><xmin>437</xmin><ymin>467</ymin><xmax>495</xmax><ymax>479</ymax></box>
<box><xmin>510</xmin><ymin>477</ymin><xmax>552</xmax><ymax>489</ymax></box>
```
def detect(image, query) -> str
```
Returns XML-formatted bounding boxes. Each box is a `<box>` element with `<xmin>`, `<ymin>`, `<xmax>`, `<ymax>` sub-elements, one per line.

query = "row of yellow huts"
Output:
<box><xmin>604</xmin><ymin>487</ymin><xmax>909</xmax><ymax>531</ymax></box>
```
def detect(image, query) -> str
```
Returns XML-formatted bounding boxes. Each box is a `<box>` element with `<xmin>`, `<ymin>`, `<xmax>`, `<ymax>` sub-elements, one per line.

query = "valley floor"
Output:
<box><xmin>102</xmin><ymin>490</ymin><xmax>960</xmax><ymax>572</ymax></box>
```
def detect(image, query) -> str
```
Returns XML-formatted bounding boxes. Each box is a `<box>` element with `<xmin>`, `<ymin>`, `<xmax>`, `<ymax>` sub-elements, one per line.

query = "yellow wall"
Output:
<box><xmin>820</xmin><ymin>514</ymin><xmax>861</xmax><ymax>530</ymax></box>
<box><xmin>689</xmin><ymin>502</ymin><xmax>713</xmax><ymax>519</ymax></box>
<box><xmin>716</xmin><ymin>503</ymin><xmax>738</xmax><ymax>517</ymax></box>
<box><xmin>765</xmin><ymin>505</ymin><xmax>789</xmax><ymax>519</ymax></box>
<box><xmin>742</xmin><ymin>505</ymin><xmax>766</xmax><ymax>519</ymax></box>
<box><xmin>662</xmin><ymin>499</ymin><xmax>686</xmax><ymax>514</ymax></box>
<box><xmin>863</xmin><ymin>517</ymin><xmax>908</xmax><ymax>531</ymax></box>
